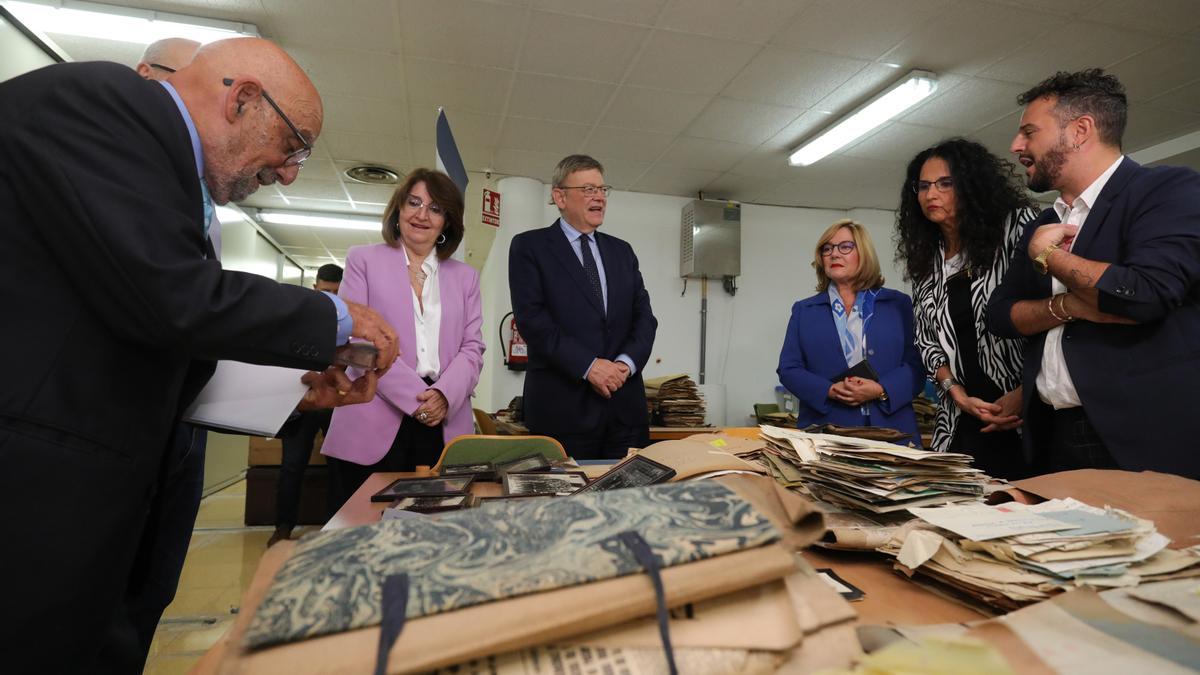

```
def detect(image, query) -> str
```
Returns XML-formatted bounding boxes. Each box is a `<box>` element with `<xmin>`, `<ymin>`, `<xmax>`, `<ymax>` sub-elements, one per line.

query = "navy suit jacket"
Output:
<box><xmin>777</xmin><ymin>287</ymin><xmax>924</xmax><ymax>445</ymax></box>
<box><xmin>509</xmin><ymin>222</ymin><xmax>657</xmax><ymax>435</ymax></box>
<box><xmin>987</xmin><ymin>158</ymin><xmax>1200</xmax><ymax>477</ymax></box>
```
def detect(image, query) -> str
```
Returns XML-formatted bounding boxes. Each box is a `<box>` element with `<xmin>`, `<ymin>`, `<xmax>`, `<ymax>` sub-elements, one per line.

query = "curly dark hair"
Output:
<box><xmin>1017</xmin><ymin>68</ymin><xmax>1127</xmax><ymax>148</ymax></box>
<box><xmin>894</xmin><ymin>138</ymin><xmax>1035</xmax><ymax>283</ymax></box>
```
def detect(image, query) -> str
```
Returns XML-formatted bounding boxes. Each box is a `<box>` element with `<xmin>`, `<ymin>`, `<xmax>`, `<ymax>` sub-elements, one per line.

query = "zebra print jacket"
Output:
<box><xmin>911</xmin><ymin>208</ymin><xmax>1038</xmax><ymax>452</ymax></box>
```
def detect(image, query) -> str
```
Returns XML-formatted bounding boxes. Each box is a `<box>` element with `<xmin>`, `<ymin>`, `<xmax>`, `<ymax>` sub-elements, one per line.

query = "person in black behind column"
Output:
<box><xmin>270</xmin><ymin>263</ymin><xmax>343</xmax><ymax>547</ymax></box>
<box><xmin>895</xmin><ymin>138</ymin><xmax>1039</xmax><ymax>478</ymax></box>
<box><xmin>987</xmin><ymin>69</ymin><xmax>1200</xmax><ymax>478</ymax></box>
<box><xmin>509</xmin><ymin>155</ymin><xmax>658</xmax><ymax>459</ymax></box>
<box><xmin>0</xmin><ymin>38</ymin><xmax>401</xmax><ymax>673</ymax></box>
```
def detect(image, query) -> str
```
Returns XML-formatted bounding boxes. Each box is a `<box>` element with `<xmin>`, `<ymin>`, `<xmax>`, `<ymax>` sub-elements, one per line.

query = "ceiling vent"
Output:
<box><xmin>344</xmin><ymin>165</ymin><xmax>400</xmax><ymax>185</ymax></box>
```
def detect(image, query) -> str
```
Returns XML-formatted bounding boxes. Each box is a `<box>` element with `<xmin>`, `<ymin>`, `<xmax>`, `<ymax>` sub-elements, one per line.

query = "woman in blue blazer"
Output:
<box><xmin>777</xmin><ymin>219</ymin><xmax>925</xmax><ymax>445</ymax></box>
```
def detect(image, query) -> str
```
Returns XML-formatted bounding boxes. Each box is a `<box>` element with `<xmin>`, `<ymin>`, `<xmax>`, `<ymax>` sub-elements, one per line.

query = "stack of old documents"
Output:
<box><xmin>882</xmin><ymin>498</ymin><xmax>1200</xmax><ymax>611</ymax></box>
<box><xmin>749</xmin><ymin>426</ymin><xmax>987</xmax><ymax>514</ymax></box>
<box><xmin>644</xmin><ymin>374</ymin><xmax>706</xmax><ymax>426</ymax></box>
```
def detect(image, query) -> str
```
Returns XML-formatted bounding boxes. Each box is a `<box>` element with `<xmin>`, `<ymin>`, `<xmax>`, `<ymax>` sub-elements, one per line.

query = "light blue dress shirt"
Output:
<box><xmin>159</xmin><ymin>82</ymin><xmax>351</xmax><ymax>345</ymax></box>
<box><xmin>557</xmin><ymin>218</ymin><xmax>636</xmax><ymax>378</ymax></box>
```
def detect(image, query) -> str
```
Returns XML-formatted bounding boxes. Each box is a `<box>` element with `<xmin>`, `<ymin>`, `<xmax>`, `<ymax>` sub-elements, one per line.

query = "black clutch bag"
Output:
<box><xmin>831</xmin><ymin>359</ymin><xmax>879</xmax><ymax>383</ymax></box>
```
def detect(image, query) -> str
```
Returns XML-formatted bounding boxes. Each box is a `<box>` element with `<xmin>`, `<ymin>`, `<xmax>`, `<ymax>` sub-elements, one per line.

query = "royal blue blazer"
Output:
<box><xmin>777</xmin><ymin>287</ymin><xmax>925</xmax><ymax>446</ymax></box>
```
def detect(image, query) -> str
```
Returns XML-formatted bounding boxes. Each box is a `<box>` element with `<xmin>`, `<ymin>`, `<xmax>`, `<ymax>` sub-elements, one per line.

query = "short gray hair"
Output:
<box><xmin>552</xmin><ymin>154</ymin><xmax>604</xmax><ymax>187</ymax></box>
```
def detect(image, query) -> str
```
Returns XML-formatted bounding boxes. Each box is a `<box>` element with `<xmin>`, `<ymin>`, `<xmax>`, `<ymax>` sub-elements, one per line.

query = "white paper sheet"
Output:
<box><xmin>909</xmin><ymin>503</ymin><xmax>1076</xmax><ymax>541</ymax></box>
<box><xmin>182</xmin><ymin>360</ymin><xmax>310</xmax><ymax>436</ymax></box>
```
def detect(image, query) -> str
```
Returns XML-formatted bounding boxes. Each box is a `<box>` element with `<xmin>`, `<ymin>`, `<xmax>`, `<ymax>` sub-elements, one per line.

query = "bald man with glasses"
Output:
<box><xmin>0</xmin><ymin>38</ymin><xmax>399</xmax><ymax>672</ymax></box>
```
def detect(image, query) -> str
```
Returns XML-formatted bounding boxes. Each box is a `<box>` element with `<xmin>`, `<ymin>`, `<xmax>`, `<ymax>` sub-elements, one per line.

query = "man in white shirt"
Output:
<box><xmin>988</xmin><ymin>69</ymin><xmax>1200</xmax><ymax>478</ymax></box>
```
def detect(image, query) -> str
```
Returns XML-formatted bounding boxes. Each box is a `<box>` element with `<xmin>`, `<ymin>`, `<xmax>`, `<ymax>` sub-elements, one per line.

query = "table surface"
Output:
<box><xmin>324</xmin><ymin>469</ymin><xmax>986</xmax><ymax>626</ymax></box>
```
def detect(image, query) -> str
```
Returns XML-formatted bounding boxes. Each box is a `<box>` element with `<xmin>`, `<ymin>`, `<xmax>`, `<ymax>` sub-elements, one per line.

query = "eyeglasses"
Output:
<box><xmin>913</xmin><ymin>176</ymin><xmax>954</xmax><ymax>193</ymax></box>
<box><xmin>222</xmin><ymin>78</ymin><xmax>312</xmax><ymax>167</ymax></box>
<box><xmin>556</xmin><ymin>184</ymin><xmax>612</xmax><ymax>197</ymax></box>
<box><xmin>403</xmin><ymin>195</ymin><xmax>445</xmax><ymax>218</ymax></box>
<box><xmin>820</xmin><ymin>241</ymin><xmax>857</xmax><ymax>256</ymax></box>
<box><xmin>149</xmin><ymin>63</ymin><xmax>176</xmax><ymax>74</ymax></box>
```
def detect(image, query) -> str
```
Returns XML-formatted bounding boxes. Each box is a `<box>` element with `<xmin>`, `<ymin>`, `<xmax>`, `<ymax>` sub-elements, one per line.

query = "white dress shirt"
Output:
<box><xmin>405</xmin><ymin>246</ymin><xmax>442</xmax><ymax>380</ymax></box>
<box><xmin>1036</xmin><ymin>155</ymin><xmax>1124</xmax><ymax>409</ymax></box>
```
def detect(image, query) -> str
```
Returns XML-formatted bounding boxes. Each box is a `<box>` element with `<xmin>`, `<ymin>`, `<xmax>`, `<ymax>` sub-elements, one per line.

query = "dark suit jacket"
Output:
<box><xmin>509</xmin><ymin>221</ymin><xmax>658</xmax><ymax>435</ymax></box>
<box><xmin>777</xmin><ymin>288</ymin><xmax>925</xmax><ymax>446</ymax></box>
<box><xmin>0</xmin><ymin>62</ymin><xmax>336</xmax><ymax>669</ymax></box>
<box><xmin>987</xmin><ymin>158</ymin><xmax>1200</xmax><ymax>477</ymax></box>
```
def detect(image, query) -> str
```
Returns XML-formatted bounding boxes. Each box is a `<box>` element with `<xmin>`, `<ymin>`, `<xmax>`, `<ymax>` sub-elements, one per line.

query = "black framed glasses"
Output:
<box><xmin>556</xmin><ymin>184</ymin><xmax>612</xmax><ymax>197</ymax></box>
<box><xmin>222</xmin><ymin>77</ymin><xmax>312</xmax><ymax>167</ymax></box>
<box><xmin>149</xmin><ymin>63</ymin><xmax>176</xmax><ymax>74</ymax></box>
<box><xmin>820</xmin><ymin>241</ymin><xmax>857</xmax><ymax>257</ymax></box>
<box><xmin>913</xmin><ymin>176</ymin><xmax>954</xmax><ymax>193</ymax></box>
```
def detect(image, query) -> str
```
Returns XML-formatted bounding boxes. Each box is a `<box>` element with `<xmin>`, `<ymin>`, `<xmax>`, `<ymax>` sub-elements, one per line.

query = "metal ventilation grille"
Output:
<box><xmin>681</xmin><ymin>205</ymin><xmax>694</xmax><ymax>265</ymax></box>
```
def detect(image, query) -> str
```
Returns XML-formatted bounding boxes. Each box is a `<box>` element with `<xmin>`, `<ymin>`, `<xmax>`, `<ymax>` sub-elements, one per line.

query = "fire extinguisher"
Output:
<box><xmin>500</xmin><ymin>311</ymin><xmax>527</xmax><ymax>371</ymax></box>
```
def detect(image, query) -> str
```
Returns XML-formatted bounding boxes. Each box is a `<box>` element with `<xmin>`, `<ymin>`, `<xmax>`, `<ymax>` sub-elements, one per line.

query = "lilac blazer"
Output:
<box><xmin>322</xmin><ymin>243</ymin><xmax>485</xmax><ymax>465</ymax></box>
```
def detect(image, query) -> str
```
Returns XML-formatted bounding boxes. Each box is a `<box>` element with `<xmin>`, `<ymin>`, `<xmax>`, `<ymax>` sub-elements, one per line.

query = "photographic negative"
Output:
<box><xmin>503</xmin><ymin>471</ymin><xmax>589</xmax><ymax>496</ymax></box>
<box><xmin>370</xmin><ymin>475</ymin><xmax>474</xmax><ymax>502</ymax></box>
<box><xmin>572</xmin><ymin>455</ymin><xmax>675</xmax><ymax>495</ymax></box>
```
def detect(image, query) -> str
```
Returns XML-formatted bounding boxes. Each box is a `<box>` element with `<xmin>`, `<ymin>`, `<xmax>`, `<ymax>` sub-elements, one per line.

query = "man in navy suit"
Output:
<box><xmin>987</xmin><ymin>69</ymin><xmax>1200</xmax><ymax>478</ymax></box>
<box><xmin>509</xmin><ymin>155</ymin><xmax>658</xmax><ymax>459</ymax></box>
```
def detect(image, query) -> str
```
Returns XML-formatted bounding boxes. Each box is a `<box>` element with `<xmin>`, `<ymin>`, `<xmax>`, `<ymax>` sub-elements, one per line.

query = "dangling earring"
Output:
<box><xmin>437</xmin><ymin>233</ymin><xmax>447</xmax><ymax>245</ymax></box>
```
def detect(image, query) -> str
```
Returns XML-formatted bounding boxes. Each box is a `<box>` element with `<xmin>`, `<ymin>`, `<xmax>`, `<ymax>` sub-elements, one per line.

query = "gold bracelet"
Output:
<box><xmin>1047</xmin><ymin>294</ymin><xmax>1067</xmax><ymax>323</ymax></box>
<box><xmin>1056</xmin><ymin>293</ymin><xmax>1075</xmax><ymax>322</ymax></box>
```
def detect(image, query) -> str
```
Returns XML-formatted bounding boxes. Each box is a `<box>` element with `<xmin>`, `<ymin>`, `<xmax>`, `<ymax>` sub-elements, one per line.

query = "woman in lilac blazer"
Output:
<box><xmin>322</xmin><ymin>169</ymin><xmax>485</xmax><ymax>508</ymax></box>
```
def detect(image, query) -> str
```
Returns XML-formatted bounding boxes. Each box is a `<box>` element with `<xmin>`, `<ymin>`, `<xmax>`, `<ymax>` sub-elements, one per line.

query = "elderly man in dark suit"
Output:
<box><xmin>987</xmin><ymin>68</ymin><xmax>1200</xmax><ymax>478</ymax></box>
<box><xmin>509</xmin><ymin>154</ymin><xmax>658</xmax><ymax>460</ymax></box>
<box><xmin>0</xmin><ymin>38</ymin><xmax>399</xmax><ymax>672</ymax></box>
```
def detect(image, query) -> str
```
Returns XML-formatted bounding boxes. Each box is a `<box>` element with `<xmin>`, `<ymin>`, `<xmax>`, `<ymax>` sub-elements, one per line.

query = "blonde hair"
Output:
<box><xmin>812</xmin><ymin>219</ymin><xmax>885</xmax><ymax>292</ymax></box>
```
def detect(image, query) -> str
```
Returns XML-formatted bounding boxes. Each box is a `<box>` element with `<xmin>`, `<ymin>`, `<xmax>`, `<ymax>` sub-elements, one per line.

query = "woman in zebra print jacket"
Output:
<box><xmin>896</xmin><ymin>138</ymin><xmax>1039</xmax><ymax>479</ymax></box>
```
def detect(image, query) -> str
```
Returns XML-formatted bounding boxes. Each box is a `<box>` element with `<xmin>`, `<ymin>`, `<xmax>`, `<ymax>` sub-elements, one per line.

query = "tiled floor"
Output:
<box><xmin>142</xmin><ymin>480</ymin><xmax>314</xmax><ymax>674</ymax></box>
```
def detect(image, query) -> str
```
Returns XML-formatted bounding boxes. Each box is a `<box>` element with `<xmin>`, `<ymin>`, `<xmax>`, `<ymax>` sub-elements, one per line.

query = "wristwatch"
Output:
<box><xmin>1033</xmin><ymin>243</ymin><xmax>1060</xmax><ymax>275</ymax></box>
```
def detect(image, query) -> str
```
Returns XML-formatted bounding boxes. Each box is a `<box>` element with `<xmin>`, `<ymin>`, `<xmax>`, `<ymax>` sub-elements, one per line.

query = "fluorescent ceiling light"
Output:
<box><xmin>214</xmin><ymin>205</ymin><xmax>246</xmax><ymax>223</ymax></box>
<box><xmin>258</xmin><ymin>210</ymin><xmax>380</xmax><ymax>232</ymax></box>
<box><xmin>789</xmin><ymin>70</ymin><xmax>938</xmax><ymax>167</ymax></box>
<box><xmin>2</xmin><ymin>0</ymin><xmax>258</xmax><ymax>45</ymax></box>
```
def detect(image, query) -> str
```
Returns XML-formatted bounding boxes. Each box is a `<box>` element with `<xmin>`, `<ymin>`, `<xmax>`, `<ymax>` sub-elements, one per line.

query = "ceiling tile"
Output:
<box><xmin>530</xmin><ymin>0</ymin><xmax>668</xmax><ymax>25</ymax></box>
<box><xmin>729</xmin><ymin>145</ymin><xmax>793</xmax><ymax>178</ymax></box>
<box><xmin>323</xmin><ymin>131</ymin><xmax>411</xmax><ymax>167</ymax></box>
<box><xmin>700</xmin><ymin>172</ymin><xmax>788</xmax><ymax>202</ymax></box>
<box><xmin>791</xmin><ymin>154</ymin><xmax>908</xmax><ymax>191</ymax></box>
<box><xmin>1108</xmin><ymin>40</ymin><xmax>1200</xmax><ymax>103</ymax></box>
<box><xmin>259</xmin><ymin>225</ymin><xmax>323</xmax><ymax>248</ymax></box>
<box><xmin>880</xmin><ymin>2</ymin><xmax>1056</xmax><ymax>76</ymax></box>
<box><xmin>656</xmin><ymin>0</ymin><xmax>806</xmax><ymax>43</ymax></box>
<box><xmin>493</xmin><ymin>148</ymin><xmax>565</xmax><ymax>181</ymax></box>
<box><xmin>410</xmin><ymin>108</ymin><xmax>502</xmax><ymax>147</ymax></box>
<box><xmin>313</xmin><ymin>228</ymin><xmax>384</xmax><ymax>249</ymax></box>
<box><xmin>498</xmin><ymin>117</ymin><xmax>590</xmax><ymax>155</ymax></box>
<box><xmin>900</xmin><ymin>77</ymin><xmax>1026</xmax><ymax>131</ymax></box>
<box><xmin>262</xmin><ymin>0</ymin><xmax>398</xmax><ymax>54</ymax></box>
<box><xmin>809</xmin><ymin>64</ymin><xmax>930</xmax><ymax>115</ymax></box>
<box><xmin>399</xmin><ymin>0</ymin><xmax>527</xmax><ymax>67</ymax></box>
<box><xmin>506</xmin><ymin>73</ymin><xmax>615</xmax><ymax>124</ymax></box>
<box><xmin>405</xmin><ymin>59</ymin><xmax>515</xmax><ymax>115</ymax></box>
<box><xmin>842</xmin><ymin>122</ymin><xmax>954</xmax><ymax>161</ymax></box>
<box><xmin>1148</xmin><ymin>79</ymin><xmax>1200</xmax><ymax>115</ymax></box>
<box><xmin>276</xmin><ymin>177</ymin><xmax>349</xmax><ymax>202</ymax></box>
<box><xmin>517</xmin><ymin>12</ymin><xmax>647</xmax><ymax>82</ymax></box>
<box><xmin>285</xmin><ymin>46</ymin><xmax>406</xmax><ymax>100</ymax></box>
<box><xmin>583</xmin><ymin>127</ymin><xmax>677</xmax><ymax>162</ymax></box>
<box><xmin>279</xmin><ymin>196</ymin><xmax>358</xmax><ymax>212</ymax></box>
<box><xmin>238</xmin><ymin>192</ymin><xmax>293</xmax><ymax>210</ymax></box>
<box><xmin>686</xmin><ymin>97</ymin><xmax>802</xmax><ymax>145</ymax></box>
<box><xmin>322</xmin><ymin>94</ymin><xmax>408</xmax><ymax>135</ymax></box>
<box><xmin>625</xmin><ymin>30</ymin><xmax>761</xmax><ymax>94</ymax></box>
<box><xmin>1123</xmin><ymin>103</ymin><xmax>1200</xmax><ymax>151</ymax></box>
<box><xmin>771</xmin><ymin>0</ymin><xmax>952</xmax><ymax>61</ymax></box>
<box><xmin>344</xmin><ymin>183</ymin><xmax>398</xmax><ymax>207</ymax></box>
<box><xmin>1088</xmin><ymin>0</ymin><xmax>1200</xmax><ymax>36</ymax></box>
<box><xmin>600</xmin><ymin>86</ymin><xmax>712</xmax><ymax>133</ymax></box>
<box><xmin>632</xmin><ymin>165</ymin><xmax>721</xmax><ymax>198</ymax></box>
<box><xmin>981</xmin><ymin>21</ymin><xmax>1160</xmax><ymax>85</ymax></box>
<box><xmin>293</xmin><ymin>158</ymin><xmax>341</xmax><ymax>182</ymax></box>
<box><xmin>722</xmin><ymin>47</ymin><xmax>868</xmax><ymax>109</ymax></box>
<box><xmin>657</xmin><ymin>137</ymin><xmax>756</xmax><ymax>172</ymax></box>
<box><xmin>599</xmin><ymin>159</ymin><xmax>654</xmax><ymax>189</ymax></box>
<box><xmin>764</xmin><ymin>110</ymin><xmax>837</xmax><ymax>150</ymax></box>
<box><xmin>973</xmin><ymin>110</ymin><xmax>1024</xmax><ymax>160</ymax></box>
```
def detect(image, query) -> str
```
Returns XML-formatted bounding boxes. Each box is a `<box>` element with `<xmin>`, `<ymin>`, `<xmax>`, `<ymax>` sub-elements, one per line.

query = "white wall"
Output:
<box><xmin>0</xmin><ymin>12</ymin><xmax>58</xmax><ymax>83</ymax></box>
<box><xmin>475</xmin><ymin>183</ymin><xmax>907</xmax><ymax>427</ymax></box>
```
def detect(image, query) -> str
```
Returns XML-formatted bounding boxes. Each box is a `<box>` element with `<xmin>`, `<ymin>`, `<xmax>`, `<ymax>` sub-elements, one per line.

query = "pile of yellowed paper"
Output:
<box><xmin>643</xmin><ymin>374</ymin><xmax>706</xmax><ymax>427</ymax></box>
<box><xmin>881</xmin><ymin>498</ymin><xmax>1200</xmax><ymax>612</ymax></box>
